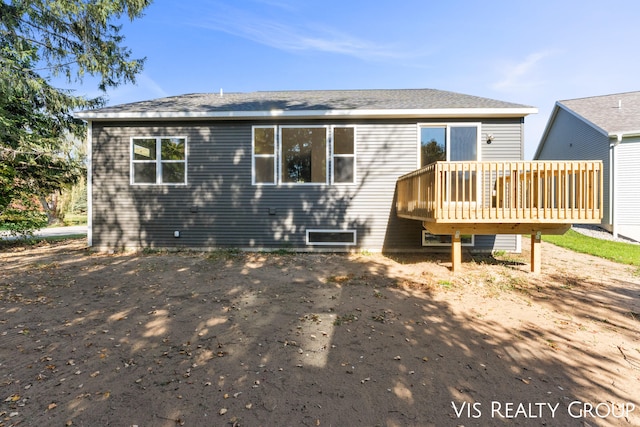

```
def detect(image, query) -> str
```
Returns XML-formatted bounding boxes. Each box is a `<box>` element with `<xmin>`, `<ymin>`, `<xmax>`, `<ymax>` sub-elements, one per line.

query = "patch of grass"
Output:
<box><xmin>271</xmin><ymin>248</ymin><xmax>293</xmax><ymax>256</ymax></box>
<box><xmin>333</xmin><ymin>313</ymin><xmax>357</xmax><ymax>326</ymax></box>
<box><xmin>543</xmin><ymin>229</ymin><xmax>640</xmax><ymax>266</ymax></box>
<box><xmin>63</xmin><ymin>214</ymin><xmax>87</xmax><ymax>226</ymax></box>
<box><xmin>437</xmin><ymin>280</ymin><xmax>452</xmax><ymax>289</ymax></box>
<box><xmin>0</xmin><ymin>234</ymin><xmax>86</xmax><ymax>249</ymax></box>
<box><xmin>207</xmin><ymin>248</ymin><xmax>241</xmax><ymax>261</ymax></box>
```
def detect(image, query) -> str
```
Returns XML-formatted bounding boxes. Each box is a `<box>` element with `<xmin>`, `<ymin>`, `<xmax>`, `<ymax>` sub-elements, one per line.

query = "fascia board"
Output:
<box><xmin>533</xmin><ymin>102</ymin><xmax>561</xmax><ymax>159</ymax></box>
<box><xmin>75</xmin><ymin>107</ymin><xmax>538</xmax><ymax>121</ymax></box>
<box><xmin>557</xmin><ymin>103</ymin><xmax>609</xmax><ymax>137</ymax></box>
<box><xmin>607</xmin><ymin>130</ymin><xmax>640</xmax><ymax>138</ymax></box>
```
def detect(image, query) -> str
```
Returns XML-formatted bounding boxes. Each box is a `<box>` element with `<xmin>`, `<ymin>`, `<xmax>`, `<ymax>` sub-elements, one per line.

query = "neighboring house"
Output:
<box><xmin>75</xmin><ymin>89</ymin><xmax>539</xmax><ymax>253</ymax></box>
<box><xmin>535</xmin><ymin>91</ymin><xmax>640</xmax><ymax>242</ymax></box>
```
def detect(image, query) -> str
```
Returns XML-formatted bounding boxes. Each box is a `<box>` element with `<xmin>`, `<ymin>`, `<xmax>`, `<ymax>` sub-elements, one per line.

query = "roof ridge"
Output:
<box><xmin>560</xmin><ymin>90</ymin><xmax>640</xmax><ymax>103</ymax></box>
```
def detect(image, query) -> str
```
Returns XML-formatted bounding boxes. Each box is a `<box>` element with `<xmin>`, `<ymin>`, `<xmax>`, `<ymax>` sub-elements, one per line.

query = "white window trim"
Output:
<box><xmin>422</xmin><ymin>231</ymin><xmax>475</xmax><ymax>247</ymax></box>
<box><xmin>279</xmin><ymin>125</ymin><xmax>330</xmax><ymax>186</ymax></box>
<box><xmin>252</xmin><ymin>125</ymin><xmax>277</xmax><ymax>185</ymax></box>
<box><xmin>331</xmin><ymin>125</ymin><xmax>357</xmax><ymax>185</ymax></box>
<box><xmin>130</xmin><ymin>136</ymin><xmax>188</xmax><ymax>186</ymax></box>
<box><xmin>416</xmin><ymin>123</ymin><xmax>483</xmax><ymax>168</ymax></box>
<box><xmin>417</xmin><ymin>123</ymin><xmax>482</xmax><ymax>204</ymax></box>
<box><xmin>251</xmin><ymin>125</ymin><xmax>358</xmax><ymax>186</ymax></box>
<box><xmin>306</xmin><ymin>229</ymin><xmax>357</xmax><ymax>246</ymax></box>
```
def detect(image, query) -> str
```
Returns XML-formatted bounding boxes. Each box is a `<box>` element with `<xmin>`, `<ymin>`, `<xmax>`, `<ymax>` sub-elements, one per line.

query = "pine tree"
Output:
<box><xmin>0</xmin><ymin>0</ymin><xmax>151</xmax><ymax>232</ymax></box>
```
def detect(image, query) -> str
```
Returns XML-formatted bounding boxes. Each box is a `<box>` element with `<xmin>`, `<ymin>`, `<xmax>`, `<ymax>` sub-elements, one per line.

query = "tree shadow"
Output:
<box><xmin>1</xmin><ymin>241</ymin><xmax>637</xmax><ymax>426</ymax></box>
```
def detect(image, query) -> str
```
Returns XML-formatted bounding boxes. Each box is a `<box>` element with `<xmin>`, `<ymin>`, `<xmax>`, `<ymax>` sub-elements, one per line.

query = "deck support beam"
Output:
<box><xmin>451</xmin><ymin>231</ymin><xmax>461</xmax><ymax>273</ymax></box>
<box><xmin>530</xmin><ymin>231</ymin><xmax>542</xmax><ymax>274</ymax></box>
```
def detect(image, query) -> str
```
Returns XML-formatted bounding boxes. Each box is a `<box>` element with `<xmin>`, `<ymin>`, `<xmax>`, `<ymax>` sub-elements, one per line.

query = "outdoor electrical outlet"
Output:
<box><xmin>174</xmin><ymin>231</ymin><xmax>180</xmax><ymax>238</ymax></box>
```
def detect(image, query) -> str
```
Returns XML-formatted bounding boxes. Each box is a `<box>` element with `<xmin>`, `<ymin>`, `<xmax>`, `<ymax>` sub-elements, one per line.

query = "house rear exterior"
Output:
<box><xmin>535</xmin><ymin>91</ymin><xmax>640</xmax><ymax>242</ymax></box>
<box><xmin>76</xmin><ymin>89</ymin><xmax>537</xmax><ymax>252</ymax></box>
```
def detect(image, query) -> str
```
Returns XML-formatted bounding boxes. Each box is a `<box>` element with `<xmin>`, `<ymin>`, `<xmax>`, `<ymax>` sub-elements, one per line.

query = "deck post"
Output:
<box><xmin>452</xmin><ymin>231</ymin><xmax>462</xmax><ymax>272</ymax></box>
<box><xmin>530</xmin><ymin>231</ymin><xmax>542</xmax><ymax>273</ymax></box>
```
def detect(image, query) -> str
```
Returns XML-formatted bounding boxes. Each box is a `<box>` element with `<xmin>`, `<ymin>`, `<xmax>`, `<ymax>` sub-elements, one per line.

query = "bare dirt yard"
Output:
<box><xmin>1</xmin><ymin>238</ymin><xmax>639</xmax><ymax>427</ymax></box>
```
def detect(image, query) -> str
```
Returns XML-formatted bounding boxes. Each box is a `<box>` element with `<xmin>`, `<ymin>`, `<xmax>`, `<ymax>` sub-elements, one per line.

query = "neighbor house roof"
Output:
<box><xmin>75</xmin><ymin>89</ymin><xmax>536</xmax><ymax>121</ymax></box>
<box><xmin>555</xmin><ymin>91</ymin><xmax>640</xmax><ymax>137</ymax></box>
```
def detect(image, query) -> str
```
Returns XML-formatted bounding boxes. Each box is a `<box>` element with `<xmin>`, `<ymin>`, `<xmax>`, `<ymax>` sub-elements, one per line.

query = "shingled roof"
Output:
<box><xmin>558</xmin><ymin>91</ymin><xmax>640</xmax><ymax>136</ymax></box>
<box><xmin>75</xmin><ymin>89</ymin><xmax>536</xmax><ymax>120</ymax></box>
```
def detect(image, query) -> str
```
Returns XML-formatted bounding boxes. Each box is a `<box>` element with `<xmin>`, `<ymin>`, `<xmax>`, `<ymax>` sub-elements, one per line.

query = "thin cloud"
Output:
<box><xmin>91</xmin><ymin>73</ymin><xmax>169</xmax><ymax>106</ymax></box>
<box><xmin>491</xmin><ymin>50</ymin><xmax>558</xmax><ymax>92</ymax></box>
<box><xmin>194</xmin><ymin>6</ymin><xmax>408</xmax><ymax>61</ymax></box>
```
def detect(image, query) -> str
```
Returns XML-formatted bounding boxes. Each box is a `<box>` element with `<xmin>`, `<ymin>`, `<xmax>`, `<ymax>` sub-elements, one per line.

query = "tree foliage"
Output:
<box><xmin>421</xmin><ymin>139</ymin><xmax>445</xmax><ymax>166</ymax></box>
<box><xmin>0</xmin><ymin>0</ymin><xmax>151</xmax><ymax>232</ymax></box>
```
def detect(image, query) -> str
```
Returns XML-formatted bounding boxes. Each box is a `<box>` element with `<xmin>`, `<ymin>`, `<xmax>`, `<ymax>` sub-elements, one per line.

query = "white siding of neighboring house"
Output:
<box><xmin>615</xmin><ymin>137</ymin><xmax>640</xmax><ymax>242</ymax></box>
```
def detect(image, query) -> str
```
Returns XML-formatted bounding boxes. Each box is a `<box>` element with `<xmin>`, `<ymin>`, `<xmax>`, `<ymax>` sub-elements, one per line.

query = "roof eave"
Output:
<box><xmin>607</xmin><ymin>130</ymin><xmax>640</xmax><ymax>138</ymax></box>
<box><xmin>74</xmin><ymin>107</ymin><xmax>538</xmax><ymax>121</ymax></box>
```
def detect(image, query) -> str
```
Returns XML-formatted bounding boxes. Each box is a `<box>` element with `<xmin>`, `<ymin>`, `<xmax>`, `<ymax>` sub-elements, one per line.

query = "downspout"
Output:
<box><xmin>609</xmin><ymin>134</ymin><xmax>622</xmax><ymax>238</ymax></box>
<box><xmin>86</xmin><ymin>121</ymin><xmax>93</xmax><ymax>247</ymax></box>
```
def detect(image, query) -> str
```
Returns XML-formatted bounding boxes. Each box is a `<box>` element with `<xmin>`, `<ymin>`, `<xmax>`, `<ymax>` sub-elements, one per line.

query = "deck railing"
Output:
<box><xmin>396</xmin><ymin>161</ymin><xmax>603</xmax><ymax>224</ymax></box>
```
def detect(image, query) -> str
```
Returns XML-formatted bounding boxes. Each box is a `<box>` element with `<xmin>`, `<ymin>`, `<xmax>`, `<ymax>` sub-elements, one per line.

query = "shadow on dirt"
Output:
<box><xmin>0</xmin><ymin>239</ymin><xmax>638</xmax><ymax>426</ymax></box>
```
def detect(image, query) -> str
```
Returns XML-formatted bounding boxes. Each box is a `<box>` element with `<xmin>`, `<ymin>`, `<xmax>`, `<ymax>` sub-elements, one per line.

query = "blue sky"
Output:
<box><xmin>69</xmin><ymin>0</ymin><xmax>640</xmax><ymax>159</ymax></box>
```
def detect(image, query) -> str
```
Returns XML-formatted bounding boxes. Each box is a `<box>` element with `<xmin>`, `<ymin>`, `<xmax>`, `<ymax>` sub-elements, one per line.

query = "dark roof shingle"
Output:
<box><xmin>77</xmin><ymin>89</ymin><xmax>534</xmax><ymax>118</ymax></box>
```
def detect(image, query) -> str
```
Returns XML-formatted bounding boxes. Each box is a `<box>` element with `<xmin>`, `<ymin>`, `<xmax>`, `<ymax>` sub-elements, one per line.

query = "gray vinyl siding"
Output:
<box><xmin>475</xmin><ymin>119</ymin><xmax>523</xmax><ymax>251</ymax></box>
<box><xmin>536</xmin><ymin>107</ymin><xmax>611</xmax><ymax>226</ymax></box>
<box><xmin>616</xmin><ymin>138</ymin><xmax>640</xmax><ymax>228</ymax></box>
<box><xmin>91</xmin><ymin>118</ymin><xmax>525</xmax><ymax>252</ymax></box>
<box><xmin>480</xmin><ymin>119</ymin><xmax>524</xmax><ymax>161</ymax></box>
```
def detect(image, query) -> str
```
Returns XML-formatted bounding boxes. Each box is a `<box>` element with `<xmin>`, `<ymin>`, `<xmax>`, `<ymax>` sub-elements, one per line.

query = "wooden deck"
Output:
<box><xmin>396</xmin><ymin>161</ymin><xmax>603</xmax><ymax>272</ymax></box>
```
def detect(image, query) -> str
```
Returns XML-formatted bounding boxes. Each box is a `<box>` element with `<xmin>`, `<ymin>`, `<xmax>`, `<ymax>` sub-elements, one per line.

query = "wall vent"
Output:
<box><xmin>306</xmin><ymin>229</ymin><xmax>356</xmax><ymax>246</ymax></box>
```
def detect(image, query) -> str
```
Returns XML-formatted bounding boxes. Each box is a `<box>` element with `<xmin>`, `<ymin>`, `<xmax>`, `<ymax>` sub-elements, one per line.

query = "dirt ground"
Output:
<box><xmin>0</xmin><ymin>238</ymin><xmax>639</xmax><ymax>427</ymax></box>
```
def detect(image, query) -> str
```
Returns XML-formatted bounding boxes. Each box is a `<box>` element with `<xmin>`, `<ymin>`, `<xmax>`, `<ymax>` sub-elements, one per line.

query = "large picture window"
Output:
<box><xmin>131</xmin><ymin>137</ymin><xmax>186</xmax><ymax>185</ymax></box>
<box><xmin>281</xmin><ymin>127</ymin><xmax>327</xmax><ymax>184</ymax></box>
<box><xmin>251</xmin><ymin>125</ymin><xmax>356</xmax><ymax>185</ymax></box>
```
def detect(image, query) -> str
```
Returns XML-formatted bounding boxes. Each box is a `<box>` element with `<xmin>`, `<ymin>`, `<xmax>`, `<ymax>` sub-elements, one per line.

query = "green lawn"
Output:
<box><xmin>543</xmin><ymin>229</ymin><xmax>640</xmax><ymax>267</ymax></box>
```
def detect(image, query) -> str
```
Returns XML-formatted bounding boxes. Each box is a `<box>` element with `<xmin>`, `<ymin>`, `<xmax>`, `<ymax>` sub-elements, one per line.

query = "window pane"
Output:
<box><xmin>133</xmin><ymin>163</ymin><xmax>156</xmax><ymax>183</ymax></box>
<box><xmin>254</xmin><ymin>128</ymin><xmax>275</xmax><ymax>155</ymax></box>
<box><xmin>450</xmin><ymin>127</ymin><xmax>477</xmax><ymax>161</ymax></box>
<box><xmin>334</xmin><ymin>127</ymin><xmax>354</xmax><ymax>154</ymax></box>
<box><xmin>421</xmin><ymin>127</ymin><xmax>446</xmax><ymax>167</ymax></box>
<box><xmin>254</xmin><ymin>157</ymin><xmax>275</xmax><ymax>183</ymax></box>
<box><xmin>161</xmin><ymin>138</ymin><xmax>185</xmax><ymax>161</ymax></box>
<box><xmin>133</xmin><ymin>139</ymin><xmax>157</xmax><ymax>160</ymax></box>
<box><xmin>334</xmin><ymin>157</ymin><xmax>354</xmax><ymax>183</ymax></box>
<box><xmin>162</xmin><ymin>162</ymin><xmax>185</xmax><ymax>183</ymax></box>
<box><xmin>281</xmin><ymin>127</ymin><xmax>326</xmax><ymax>183</ymax></box>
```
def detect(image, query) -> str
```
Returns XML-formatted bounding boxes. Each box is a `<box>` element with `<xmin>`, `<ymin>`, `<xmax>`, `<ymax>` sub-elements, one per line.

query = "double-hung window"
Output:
<box><xmin>251</xmin><ymin>125</ymin><xmax>356</xmax><ymax>185</ymax></box>
<box><xmin>332</xmin><ymin>126</ymin><xmax>356</xmax><ymax>184</ymax></box>
<box><xmin>131</xmin><ymin>137</ymin><xmax>187</xmax><ymax>185</ymax></box>
<box><xmin>252</xmin><ymin>126</ymin><xmax>277</xmax><ymax>184</ymax></box>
